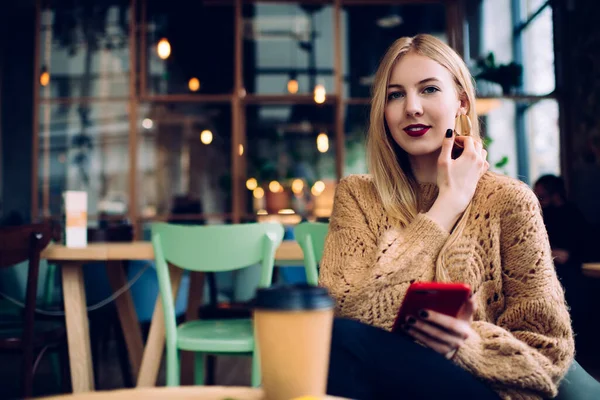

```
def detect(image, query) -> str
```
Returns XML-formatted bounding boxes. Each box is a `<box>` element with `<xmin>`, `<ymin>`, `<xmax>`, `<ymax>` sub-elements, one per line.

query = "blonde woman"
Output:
<box><xmin>321</xmin><ymin>34</ymin><xmax>574</xmax><ymax>400</ymax></box>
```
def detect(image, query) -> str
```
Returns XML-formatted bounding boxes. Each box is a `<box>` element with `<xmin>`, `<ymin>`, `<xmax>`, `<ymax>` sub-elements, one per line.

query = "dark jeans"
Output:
<box><xmin>327</xmin><ymin>318</ymin><xmax>500</xmax><ymax>400</ymax></box>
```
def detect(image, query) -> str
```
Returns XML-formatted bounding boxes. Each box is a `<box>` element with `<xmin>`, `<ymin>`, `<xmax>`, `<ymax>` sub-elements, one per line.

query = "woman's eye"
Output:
<box><xmin>387</xmin><ymin>92</ymin><xmax>404</xmax><ymax>101</ymax></box>
<box><xmin>423</xmin><ymin>86</ymin><xmax>440</xmax><ymax>94</ymax></box>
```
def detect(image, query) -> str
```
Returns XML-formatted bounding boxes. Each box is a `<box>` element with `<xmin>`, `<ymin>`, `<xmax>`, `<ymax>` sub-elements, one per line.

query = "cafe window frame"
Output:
<box><xmin>32</xmin><ymin>0</ymin><xmax>467</xmax><ymax>236</ymax></box>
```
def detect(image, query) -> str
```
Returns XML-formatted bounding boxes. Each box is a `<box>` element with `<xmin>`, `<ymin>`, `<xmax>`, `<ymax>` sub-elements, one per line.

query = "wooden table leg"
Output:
<box><xmin>137</xmin><ymin>265</ymin><xmax>183</xmax><ymax>387</ymax></box>
<box><xmin>61</xmin><ymin>262</ymin><xmax>95</xmax><ymax>392</ymax></box>
<box><xmin>180</xmin><ymin>271</ymin><xmax>205</xmax><ymax>385</ymax></box>
<box><xmin>105</xmin><ymin>260</ymin><xmax>144</xmax><ymax>381</ymax></box>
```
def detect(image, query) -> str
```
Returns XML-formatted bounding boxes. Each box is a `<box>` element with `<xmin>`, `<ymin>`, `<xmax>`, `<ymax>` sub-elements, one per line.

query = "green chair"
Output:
<box><xmin>555</xmin><ymin>360</ymin><xmax>600</xmax><ymax>400</ymax></box>
<box><xmin>152</xmin><ymin>221</ymin><xmax>284</xmax><ymax>387</ymax></box>
<box><xmin>293</xmin><ymin>222</ymin><xmax>329</xmax><ymax>286</ymax></box>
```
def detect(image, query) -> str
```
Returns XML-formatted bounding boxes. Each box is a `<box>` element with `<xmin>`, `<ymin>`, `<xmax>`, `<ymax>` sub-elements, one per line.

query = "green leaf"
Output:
<box><xmin>494</xmin><ymin>156</ymin><xmax>509</xmax><ymax>168</ymax></box>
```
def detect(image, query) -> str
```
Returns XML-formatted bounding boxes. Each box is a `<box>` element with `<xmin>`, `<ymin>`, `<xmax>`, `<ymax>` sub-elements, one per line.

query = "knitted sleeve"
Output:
<box><xmin>453</xmin><ymin>184</ymin><xmax>575</xmax><ymax>399</ymax></box>
<box><xmin>319</xmin><ymin>176</ymin><xmax>449</xmax><ymax>328</ymax></box>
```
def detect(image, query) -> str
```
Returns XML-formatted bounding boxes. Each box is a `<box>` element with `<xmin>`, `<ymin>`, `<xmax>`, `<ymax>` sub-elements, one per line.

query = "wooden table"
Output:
<box><xmin>583</xmin><ymin>263</ymin><xmax>600</xmax><ymax>278</ymax></box>
<box><xmin>40</xmin><ymin>386</ymin><xmax>345</xmax><ymax>399</ymax></box>
<box><xmin>41</xmin><ymin>241</ymin><xmax>304</xmax><ymax>393</ymax></box>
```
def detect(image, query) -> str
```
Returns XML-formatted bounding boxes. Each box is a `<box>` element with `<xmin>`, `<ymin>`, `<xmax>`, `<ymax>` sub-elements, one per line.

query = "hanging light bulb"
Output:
<box><xmin>291</xmin><ymin>179</ymin><xmax>304</xmax><ymax>194</ymax></box>
<box><xmin>142</xmin><ymin>118</ymin><xmax>153</xmax><ymax>129</ymax></box>
<box><xmin>239</xmin><ymin>144</ymin><xmax>244</xmax><ymax>156</ymax></box>
<box><xmin>269</xmin><ymin>181</ymin><xmax>283</xmax><ymax>193</ymax></box>
<box><xmin>316</xmin><ymin>132</ymin><xmax>329</xmax><ymax>153</ymax></box>
<box><xmin>188</xmin><ymin>77</ymin><xmax>200</xmax><ymax>92</ymax></box>
<box><xmin>314</xmin><ymin>84</ymin><xmax>326</xmax><ymax>104</ymax></box>
<box><xmin>287</xmin><ymin>72</ymin><xmax>299</xmax><ymax>94</ymax></box>
<box><xmin>246</xmin><ymin>178</ymin><xmax>258</xmax><ymax>191</ymax></box>
<box><xmin>287</xmin><ymin>79</ymin><xmax>299</xmax><ymax>94</ymax></box>
<box><xmin>311</xmin><ymin>180</ymin><xmax>325</xmax><ymax>196</ymax></box>
<box><xmin>157</xmin><ymin>38</ymin><xmax>171</xmax><ymax>60</ymax></box>
<box><xmin>40</xmin><ymin>66</ymin><xmax>50</xmax><ymax>87</ymax></box>
<box><xmin>253</xmin><ymin>187</ymin><xmax>265</xmax><ymax>199</ymax></box>
<box><xmin>200</xmin><ymin>130</ymin><xmax>213</xmax><ymax>145</ymax></box>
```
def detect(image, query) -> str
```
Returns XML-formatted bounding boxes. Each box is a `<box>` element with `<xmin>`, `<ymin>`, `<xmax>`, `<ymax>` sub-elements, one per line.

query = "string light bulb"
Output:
<box><xmin>316</xmin><ymin>132</ymin><xmax>329</xmax><ymax>153</ymax></box>
<box><xmin>287</xmin><ymin>78</ymin><xmax>299</xmax><ymax>94</ymax></box>
<box><xmin>269</xmin><ymin>181</ymin><xmax>283</xmax><ymax>193</ymax></box>
<box><xmin>157</xmin><ymin>38</ymin><xmax>171</xmax><ymax>60</ymax></box>
<box><xmin>291</xmin><ymin>179</ymin><xmax>304</xmax><ymax>194</ymax></box>
<box><xmin>40</xmin><ymin>68</ymin><xmax>50</xmax><ymax>86</ymax></box>
<box><xmin>314</xmin><ymin>84</ymin><xmax>326</xmax><ymax>104</ymax></box>
<box><xmin>188</xmin><ymin>77</ymin><xmax>200</xmax><ymax>92</ymax></box>
<box><xmin>311</xmin><ymin>180</ymin><xmax>325</xmax><ymax>196</ymax></box>
<box><xmin>142</xmin><ymin>118</ymin><xmax>153</xmax><ymax>129</ymax></box>
<box><xmin>246</xmin><ymin>178</ymin><xmax>258</xmax><ymax>190</ymax></box>
<box><xmin>253</xmin><ymin>187</ymin><xmax>265</xmax><ymax>199</ymax></box>
<box><xmin>200</xmin><ymin>130</ymin><xmax>213</xmax><ymax>145</ymax></box>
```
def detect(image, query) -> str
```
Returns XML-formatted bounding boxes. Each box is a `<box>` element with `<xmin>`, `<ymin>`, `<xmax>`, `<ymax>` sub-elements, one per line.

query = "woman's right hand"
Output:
<box><xmin>426</xmin><ymin>130</ymin><xmax>489</xmax><ymax>232</ymax></box>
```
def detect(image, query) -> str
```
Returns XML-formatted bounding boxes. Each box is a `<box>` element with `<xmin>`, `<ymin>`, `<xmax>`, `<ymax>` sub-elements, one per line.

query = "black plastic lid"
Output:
<box><xmin>254</xmin><ymin>284</ymin><xmax>334</xmax><ymax>311</ymax></box>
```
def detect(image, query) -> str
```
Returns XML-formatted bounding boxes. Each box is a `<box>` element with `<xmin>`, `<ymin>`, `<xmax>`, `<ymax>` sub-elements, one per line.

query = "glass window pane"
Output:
<box><xmin>144</xmin><ymin>1</ymin><xmax>234</xmax><ymax>95</ymax></box>
<box><xmin>38</xmin><ymin>101</ymin><xmax>130</xmax><ymax>219</ymax></box>
<box><xmin>481</xmin><ymin>0</ymin><xmax>513</xmax><ymax>64</ymax></box>
<box><xmin>344</xmin><ymin>104</ymin><xmax>369</xmax><ymax>175</ymax></box>
<box><xmin>137</xmin><ymin>103</ymin><xmax>232</xmax><ymax>221</ymax></box>
<box><xmin>522</xmin><ymin>5</ymin><xmax>554</xmax><ymax>94</ymax></box>
<box><xmin>526</xmin><ymin>99</ymin><xmax>560</xmax><ymax>181</ymax></box>
<box><xmin>244</xmin><ymin>104</ymin><xmax>335</xmax><ymax>220</ymax></box>
<box><xmin>524</xmin><ymin>0</ymin><xmax>547</xmax><ymax>19</ymax></box>
<box><xmin>342</xmin><ymin>3</ymin><xmax>447</xmax><ymax>99</ymax></box>
<box><xmin>481</xmin><ymin>99</ymin><xmax>518</xmax><ymax>178</ymax></box>
<box><xmin>477</xmin><ymin>0</ymin><xmax>513</xmax><ymax>97</ymax></box>
<box><xmin>481</xmin><ymin>98</ymin><xmax>559</xmax><ymax>182</ymax></box>
<box><xmin>243</xmin><ymin>3</ymin><xmax>335</xmax><ymax>95</ymax></box>
<box><xmin>39</xmin><ymin>0</ymin><xmax>131</xmax><ymax>99</ymax></box>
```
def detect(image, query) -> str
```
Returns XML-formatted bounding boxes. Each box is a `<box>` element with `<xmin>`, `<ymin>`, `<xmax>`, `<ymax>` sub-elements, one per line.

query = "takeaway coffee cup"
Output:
<box><xmin>253</xmin><ymin>284</ymin><xmax>335</xmax><ymax>400</ymax></box>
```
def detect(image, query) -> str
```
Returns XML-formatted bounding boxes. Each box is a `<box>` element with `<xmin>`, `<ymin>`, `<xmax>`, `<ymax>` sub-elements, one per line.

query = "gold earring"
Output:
<box><xmin>454</xmin><ymin>114</ymin><xmax>472</xmax><ymax>136</ymax></box>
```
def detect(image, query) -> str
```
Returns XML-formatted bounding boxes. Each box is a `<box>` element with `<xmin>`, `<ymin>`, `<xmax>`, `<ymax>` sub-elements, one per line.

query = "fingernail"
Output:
<box><xmin>406</xmin><ymin>316</ymin><xmax>416</xmax><ymax>325</ymax></box>
<box><xmin>419</xmin><ymin>310</ymin><xmax>429</xmax><ymax>319</ymax></box>
<box><xmin>445</xmin><ymin>128</ymin><xmax>453</xmax><ymax>138</ymax></box>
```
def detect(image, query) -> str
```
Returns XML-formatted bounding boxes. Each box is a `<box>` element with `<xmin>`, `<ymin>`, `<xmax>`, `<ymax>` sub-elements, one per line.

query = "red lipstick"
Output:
<box><xmin>403</xmin><ymin>124</ymin><xmax>431</xmax><ymax>137</ymax></box>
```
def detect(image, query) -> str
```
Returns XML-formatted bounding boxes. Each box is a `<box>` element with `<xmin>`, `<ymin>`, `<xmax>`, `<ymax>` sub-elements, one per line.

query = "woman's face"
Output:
<box><xmin>384</xmin><ymin>53</ymin><xmax>467</xmax><ymax>157</ymax></box>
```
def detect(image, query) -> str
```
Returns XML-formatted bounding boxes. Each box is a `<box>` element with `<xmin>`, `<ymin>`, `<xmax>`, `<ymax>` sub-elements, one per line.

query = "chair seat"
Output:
<box><xmin>176</xmin><ymin>318</ymin><xmax>254</xmax><ymax>353</ymax></box>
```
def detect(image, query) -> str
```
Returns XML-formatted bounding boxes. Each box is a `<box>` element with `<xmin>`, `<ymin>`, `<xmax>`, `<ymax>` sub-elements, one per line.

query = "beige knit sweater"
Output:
<box><xmin>319</xmin><ymin>172</ymin><xmax>574</xmax><ymax>400</ymax></box>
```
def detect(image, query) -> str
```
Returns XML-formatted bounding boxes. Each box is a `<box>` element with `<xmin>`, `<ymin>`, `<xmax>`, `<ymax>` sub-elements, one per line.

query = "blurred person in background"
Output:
<box><xmin>534</xmin><ymin>174</ymin><xmax>589</xmax><ymax>349</ymax></box>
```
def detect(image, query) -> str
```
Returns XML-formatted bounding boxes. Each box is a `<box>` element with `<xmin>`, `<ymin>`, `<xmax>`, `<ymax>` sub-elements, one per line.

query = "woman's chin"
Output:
<box><xmin>402</xmin><ymin>145</ymin><xmax>443</xmax><ymax>158</ymax></box>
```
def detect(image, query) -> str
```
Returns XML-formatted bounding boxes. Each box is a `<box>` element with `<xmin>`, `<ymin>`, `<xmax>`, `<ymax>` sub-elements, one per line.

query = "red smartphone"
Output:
<box><xmin>392</xmin><ymin>282</ymin><xmax>471</xmax><ymax>333</ymax></box>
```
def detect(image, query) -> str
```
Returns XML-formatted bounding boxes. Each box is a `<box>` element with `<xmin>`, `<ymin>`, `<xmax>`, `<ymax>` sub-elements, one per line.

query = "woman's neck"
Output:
<box><xmin>409</xmin><ymin>150</ymin><xmax>441</xmax><ymax>184</ymax></box>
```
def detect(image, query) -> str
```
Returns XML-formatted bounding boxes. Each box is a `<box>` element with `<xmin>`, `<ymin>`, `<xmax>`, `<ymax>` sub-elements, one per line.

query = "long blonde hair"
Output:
<box><xmin>366</xmin><ymin>34</ymin><xmax>481</xmax><ymax>281</ymax></box>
